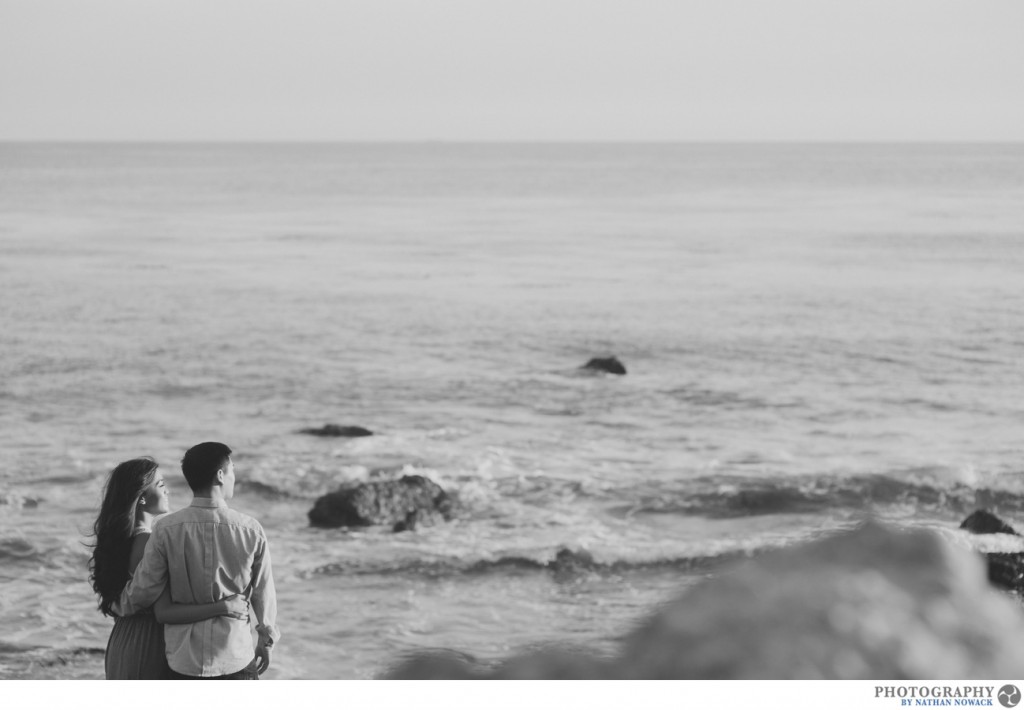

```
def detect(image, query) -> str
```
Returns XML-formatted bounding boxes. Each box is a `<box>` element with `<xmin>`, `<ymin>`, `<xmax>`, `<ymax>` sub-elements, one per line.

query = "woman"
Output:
<box><xmin>88</xmin><ymin>457</ymin><xmax>248</xmax><ymax>679</ymax></box>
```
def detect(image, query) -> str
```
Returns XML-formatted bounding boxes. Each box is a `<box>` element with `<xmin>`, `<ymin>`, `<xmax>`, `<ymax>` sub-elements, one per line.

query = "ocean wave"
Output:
<box><xmin>240</xmin><ymin>479</ymin><xmax>310</xmax><ymax>500</ymax></box>
<box><xmin>241</xmin><ymin>455</ymin><xmax>1022</xmax><ymax>526</ymax></box>
<box><xmin>243</xmin><ymin>463</ymin><xmax>448</xmax><ymax>500</ymax></box>
<box><xmin>0</xmin><ymin>644</ymin><xmax>104</xmax><ymax>679</ymax></box>
<box><xmin>450</xmin><ymin>467</ymin><xmax>1023</xmax><ymax>522</ymax></box>
<box><xmin>12</xmin><ymin>356</ymin><xmax>97</xmax><ymax>376</ymax></box>
<box><xmin>0</xmin><ymin>536</ymin><xmax>42</xmax><ymax>563</ymax></box>
<box><xmin>880</xmin><ymin>397</ymin><xmax>960</xmax><ymax>413</ymax></box>
<box><xmin>618</xmin><ymin>473</ymin><xmax>1024</xmax><ymax>519</ymax></box>
<box><xmin>301</xmin><ymin>545</ymin><xmax>765</xmax><ymax>580</ymax></box>
<box><xmin>0</xmin><ymin>641</ymin><xmax>42</xmax><ymax>654</ymax></box>
<box><xmin>457</xmin><ymin>466</ymin><xmax>1024</xmax><ymax>522</ymax></box>
<box><xmin>147</xmin><ymin>382</ymin><xmax>211</xmax><ymax>398</ymax></box>
<box><xmin>663</xmin><ymin>386</ymin><xmax>800</xmax><ymax>411</ymax></box>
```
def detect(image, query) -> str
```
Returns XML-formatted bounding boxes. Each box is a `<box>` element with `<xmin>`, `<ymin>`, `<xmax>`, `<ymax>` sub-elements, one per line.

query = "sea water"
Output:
<box><xmin>2</xmin><ymin>142</ymin><xmax>1024</xmax><ymax>679</ymax></box>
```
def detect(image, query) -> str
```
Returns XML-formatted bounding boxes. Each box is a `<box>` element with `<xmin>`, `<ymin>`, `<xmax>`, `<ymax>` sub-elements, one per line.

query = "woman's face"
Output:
<box><xmin>141</xmin><ymin>470</ymin><xmax>170</xmax><ymax>515</ymax></box>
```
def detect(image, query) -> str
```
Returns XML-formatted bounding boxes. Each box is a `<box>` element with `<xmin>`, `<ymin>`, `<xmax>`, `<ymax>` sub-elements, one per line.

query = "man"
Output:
<box><xmin>118</xmin><ymin>441</ymin><xmax>280</xmax><ymax>679</ymax></box>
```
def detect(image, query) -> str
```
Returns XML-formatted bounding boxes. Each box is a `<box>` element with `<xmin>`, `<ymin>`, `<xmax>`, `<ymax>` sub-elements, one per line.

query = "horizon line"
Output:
<box><xmin>2</xmin><ymin>138</ymin><xmax>1022</xmax><ymax>146</ymax></box>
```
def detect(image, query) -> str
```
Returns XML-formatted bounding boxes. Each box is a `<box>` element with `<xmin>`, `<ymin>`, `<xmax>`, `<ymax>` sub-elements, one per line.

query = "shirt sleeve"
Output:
<box><xmin>114</xmin><ymin>525</ymin><xmax>169</xmax><ymax>617</ymax></box>
<box><xmin>249</xmin><ymin>527</ymin><xmax>281</xmax><ymax>645</ymax></box>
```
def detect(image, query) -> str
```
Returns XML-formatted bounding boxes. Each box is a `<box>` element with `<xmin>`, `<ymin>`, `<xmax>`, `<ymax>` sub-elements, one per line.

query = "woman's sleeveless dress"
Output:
<box><xmin>104</xmin><ymin>526</ymin><xmax>170</xmax><ymax>679</ymax></box>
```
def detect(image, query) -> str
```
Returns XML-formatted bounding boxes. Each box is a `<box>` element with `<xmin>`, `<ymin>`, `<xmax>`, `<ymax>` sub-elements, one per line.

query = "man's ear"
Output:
<box><xmin>215</xmin><ymin>468</ymin><xmax>225</xmax><ymax>485</ymax></box>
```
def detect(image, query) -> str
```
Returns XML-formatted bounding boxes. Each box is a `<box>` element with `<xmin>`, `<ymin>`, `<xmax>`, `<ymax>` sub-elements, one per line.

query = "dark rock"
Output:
<box><xmin>392</xmin><ymin>511</ymin><xmax>420</xmax><ymax>533</ymax></box>
<box><xmin>958</xmin><ymin>510</ymin><xmax>1024</xmax><ymax>591</ymax></box>
<box><xmin>960</xmin><ymin>509</ymin><xmax>1019</xmax><ymax>536</ymax></box>
<box><xmin>549</xmin><ymin>547</ymin><xmax>598</xmax><ymax>583</ymax></box>
<box><xmin>299</xmin><ymin>424</ymin><xmax>374</xmax><ymax>437</ymax></box>
<box><xmin>308</xmin><ymin>475</ymin><xmax>453</xmax><ymax>528</ymax></box>
<box><xmin>386</xmin><ymin>521</ymin><xmax>1024</xmax><ymax>679</ymax></box>
<box><xmin>580</xmin><ymin>356</ymin><xmax>627</xmax><ymax>375</ymax></box>
<box><xmin>986</xmin><ymin>553</ymin><xmax>1024</xmax><ymax>590</ymax></box>
<box><xmin>551</xmin><ymin>547</ymin><xmax>595</xmax><ymax>569</ymax></box>
<box><xmin>1</xmin><ymin>493</ymin><xmax>40</xmax><ymax>508</ymax></box>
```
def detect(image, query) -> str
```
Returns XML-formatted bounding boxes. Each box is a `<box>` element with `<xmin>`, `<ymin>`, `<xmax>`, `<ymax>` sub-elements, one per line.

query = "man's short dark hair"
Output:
<box><xmin>181</xmin><ymin>442</ymin><xmax>232</xmax><ymax>492</ymax></box>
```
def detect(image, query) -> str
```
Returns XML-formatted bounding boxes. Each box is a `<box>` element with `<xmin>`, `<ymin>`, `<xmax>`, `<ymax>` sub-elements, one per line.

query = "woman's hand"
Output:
<box><xmin>221</xmin><ymin>593</ymin><xmax>250</xmax><ymax>621</ymax></box>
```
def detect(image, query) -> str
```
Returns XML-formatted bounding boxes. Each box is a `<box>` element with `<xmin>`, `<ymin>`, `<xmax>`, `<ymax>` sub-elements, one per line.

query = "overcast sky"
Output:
<box><xmin>1</xmin><ymin>0</ymin><xmax>1022</xmax><ymax>141</ymax></box>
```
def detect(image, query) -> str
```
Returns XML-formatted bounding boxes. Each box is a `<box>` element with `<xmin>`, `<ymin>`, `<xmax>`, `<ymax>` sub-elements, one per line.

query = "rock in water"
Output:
<box><xmin>308</xmin><ymin>475</ymin><xmax>453</xmax><ymax>528</ymax></box>
<box><xmin>580</xmin><ymin>356</ymin><xmax>626</xmax><ymax>375</ymax></box>
<box><xmin>549</xmin><ymin>547</ymin><xmax>598</xmax><ymax>583</ymax></box>
<box><xmin>1</xmin><ymin>492</ymin><xmax>40</xmax><ymax>508</ymax></box>
<box><xmin>298</xmin><ymin>424</ymin><xmax>374</xmax><ymax>437</ymax></box>
<box><xmin>959</xmin><ymin>509</ymin><xmax>1024</xmax><ymax>591</ymax></box>
<box><xmin>392</xmin><ymin>511</ymin><xmax>420</xmax><ymax>533</ymax></box>
<box><xmin>384</xmin><ymin>521</ymin><xmax>1024</xmax><ymax>679</ymax></box>
<box><xmin>985</xmin><ymin>553</ymin><xmax>1024</xmax><ymax>591</ymax></box>
<box><xmin>960</xmin><ymin>509</ymin><xmax>1019</xmax><ymax>535</ymax></box>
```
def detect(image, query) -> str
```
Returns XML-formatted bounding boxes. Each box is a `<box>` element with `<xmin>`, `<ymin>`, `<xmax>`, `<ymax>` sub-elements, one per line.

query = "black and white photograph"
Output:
<box><xmin>2</xmin><ymin>0</ymin><xmax>1024</xmax><ymax>695</ymax></box>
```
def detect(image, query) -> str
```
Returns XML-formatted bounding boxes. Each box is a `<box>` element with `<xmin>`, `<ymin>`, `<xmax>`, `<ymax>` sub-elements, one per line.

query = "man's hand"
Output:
<box><xmin>222</xmin><ymin>593</ymin><xmax>250</xmax><ymax>621</ymax></box>
<box><xmin>253</xmin><ymin>639</ymin><xmax>273</xmax><ymax>675</ymax></box>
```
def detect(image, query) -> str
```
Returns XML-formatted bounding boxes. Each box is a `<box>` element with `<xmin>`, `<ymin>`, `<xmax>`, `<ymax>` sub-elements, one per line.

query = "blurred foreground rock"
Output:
<box><xmin>308</xmin><ymin>475</ymin><xmax>454</xmax><ymax>529</ymax></box>
<box><xmin>384</xmin><ymin>521</ymin><xmax>1024</xmax><ymax>679</ymax></box>
<box><xmin>959</xmin><ymin>509</ymin><xmax>1024</xmax><ymax>591</ymax></box>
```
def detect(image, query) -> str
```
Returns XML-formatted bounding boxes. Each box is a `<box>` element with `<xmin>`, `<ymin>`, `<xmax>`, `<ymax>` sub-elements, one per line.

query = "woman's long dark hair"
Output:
<box><xmin>88</xmin><ymin>457</ymin><xmax>159</xmax><ymax>617</ymax></box>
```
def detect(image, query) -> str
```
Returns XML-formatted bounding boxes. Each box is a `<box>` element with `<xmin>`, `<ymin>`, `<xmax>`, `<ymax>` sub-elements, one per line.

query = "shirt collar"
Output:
<box><xmin>190</xmin><ymin>497</ymin><xmax>228</xmax><ymax>509</ymax></box>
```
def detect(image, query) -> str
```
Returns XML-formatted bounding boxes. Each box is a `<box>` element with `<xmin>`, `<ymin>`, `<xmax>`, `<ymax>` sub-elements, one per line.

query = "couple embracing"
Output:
<box><xmin>89</xmin><ymin>442</ymin><xmax>280</xmax><ymax>680</ymax></box>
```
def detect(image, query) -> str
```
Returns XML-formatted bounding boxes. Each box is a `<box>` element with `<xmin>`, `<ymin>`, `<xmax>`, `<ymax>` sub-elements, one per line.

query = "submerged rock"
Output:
<box><xmin>298</xmin><ymin>424</ymin><xmax>374</xmax><ymax>437</ymax></box>
<box><xmin>384</xmin><ymin>521</ymin><xmax>1024</xmax><ymax>679</ymax></box>
<box><xmin>959</xmin><ymin>509</ymin><xmax>1024</xmax><ymax>591</ymax></box>
<box><xmin>580</xmin><ymin>356</ymin><xmax>627</xmax><ymax>375</ymax></box>
<box><xmin>308</xmin><ymin>475</ymin><xmax>454</xmax><ymax>529</ymax></box>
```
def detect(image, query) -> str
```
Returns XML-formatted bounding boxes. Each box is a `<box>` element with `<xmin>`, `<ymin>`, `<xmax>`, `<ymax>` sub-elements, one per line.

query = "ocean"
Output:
<box><xmin>1</xmin><ymin>142</ymin><xmax>1023</xmax><ymax>679</ymax></box>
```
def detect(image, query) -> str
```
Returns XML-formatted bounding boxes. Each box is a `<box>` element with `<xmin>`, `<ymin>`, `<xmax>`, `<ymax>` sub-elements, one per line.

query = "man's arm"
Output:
<box><xmin>113</xmin><ymin>526</ymin><xmax>170</xmax><ymax>617</ymax></box>
<box><xmin>249</xmin><ymin>527</ymin><xmax>280</xmax><ymax>675</ymax></box>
